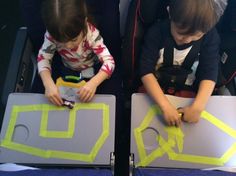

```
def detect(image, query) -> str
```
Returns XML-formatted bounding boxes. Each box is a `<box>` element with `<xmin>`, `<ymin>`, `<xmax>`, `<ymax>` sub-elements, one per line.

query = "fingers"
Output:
<box><xmin>166</xmin><ymin>117</ymin><xmax>181</xmax><ymax>127</ymax></box>
<box><xmin>166</xmin><ymin>112</ymin><xmax>182</xmax><ymax>127</ymax></box>
<box><xmin>50</xmin><ymin>95</ymin><xmax>63</xmax><ymax>106</ymax></box>
<box><xmin>170</xmin><ymin>117</ymin><xmax>181</xmax><ymax>127</ymax></box>
<box><xmin>80</xmin><ymin>92</ymin><xmax>93</xmax><ymax>102</ymax></box>
<box><xmin>47</xmin><ymin>95</ymin><xmax>63</xmax><ymax>106</ymax></box>
<box><xmin>175</xmin><ymin>117</ymin><xmax>182</xmax><ymax>127</ymax></box>
<box><xmin>77</xmin><ymin>88</ymin><xmax>95</xmax><ymax>102</ymax></box>
<box><xmin>170</xmin><ymin>121</ymin><xmax>176</xmax><ymax>126</ymax></box>
<box><xmin>46</xmin><ymin>91</ymin><xmax>63</xmax><ymax>106</ymax></box>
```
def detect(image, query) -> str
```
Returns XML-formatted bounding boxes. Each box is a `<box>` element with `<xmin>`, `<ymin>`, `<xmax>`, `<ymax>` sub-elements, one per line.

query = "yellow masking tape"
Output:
<box><xmin>220</xmin><ymin>142</ymin><xmax>236</xmax><ymax>162</ymax></box>
<box><xmin>134</xmin><ymin>105</ymin><xmax>162</xmax><ymax>162</ymax></box>
<box><xmin>1</xmin><ymin>140</ymin><xmax>51</xmax><ymax>158</ymax></box>
<box><xmin>134</xmin><ymin>106</ymin><xmax>236</xmax><ymax>167</ymax></box>
<box><xmin>134</xmin><ymin>128</ymin><xmax>146</xmax><ymax>161</ymax></box>
<box><xmin>51</xmin><ymin>150</ymin><xmax>92</xmax><ymax>162</ymax></box>
<box><xmin>56</xmin><ymin>77</ymin><xmax>86</xmax><ymax>89</ymax></box>
<box><xmin>1</xmin><ymin>103</ymin><xmax>110</xmax><ymax>163</ymax></box>
<box><xmin>201</xmin><ymin>111</ymin><xmax>236</xmax><ymax>138</ymax></box>
<box><xmin>165</xmin><ymin>127</ymin><xmax>184</xmax><ymax>152</ymax></box>
<box><xmin>4</xmin><ymin>106</ymin><xmax>19</xmax><ymax>141</ymax></box>
<box><xmin>81</xmin><ymin>103</ymin><xmax>110</xmax><ymax>162</ymax></box>
<box><xmin>158</xmin><ymin>136</ymin><xmax>224</xmax><ymax>166</ymax></box>
<box><xmin>40</xmin><ymin>105</ymin><xmax>75</xmax><ymax>138</ymax></box>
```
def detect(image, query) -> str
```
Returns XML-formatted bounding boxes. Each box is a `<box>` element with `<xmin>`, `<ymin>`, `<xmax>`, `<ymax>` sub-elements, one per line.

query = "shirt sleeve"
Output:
<box><xmin>140</xmin><ymin>21</ymin><xmax>162</xmax><ymax>77</ymax></box>
<box><xmin>37</xmin><ymin>31</ymin><xmax>57</xmax><ymax>73</ymax></box>
<box><xmin>196</xmin><ymin>28</ymin><xmax>221</xmax><ymax>83</ymax></box>
<box><xmin>87</xmin><ymin>22</ymin><xmax>115</xmax><ymax>76</ymax></box>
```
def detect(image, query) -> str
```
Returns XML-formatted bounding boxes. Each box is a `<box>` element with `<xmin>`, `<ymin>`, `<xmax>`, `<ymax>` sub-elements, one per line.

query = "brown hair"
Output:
<box><xmin>169</xmin><ymin>0</ymin><xmax>225</xmax><ymax>34</ymax></box>
<box><xmin>41</xmin><ymin>0</ymin><xmax>88</xmax><ymax>43</ymax></box>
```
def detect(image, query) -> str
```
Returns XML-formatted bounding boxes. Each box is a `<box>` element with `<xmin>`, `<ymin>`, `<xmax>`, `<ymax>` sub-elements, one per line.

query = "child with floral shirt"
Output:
<box><xmin>38</xmin><ymin>0</ymin><xmax>115</xmax><ymax>105</ymax></box>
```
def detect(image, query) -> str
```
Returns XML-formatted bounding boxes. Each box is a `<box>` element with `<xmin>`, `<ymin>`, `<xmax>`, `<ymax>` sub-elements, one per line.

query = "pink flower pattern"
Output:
<box><xmin>37</xmin><ymin>22</ymin><xmax>115</xmax><ymax>75</ymax></box>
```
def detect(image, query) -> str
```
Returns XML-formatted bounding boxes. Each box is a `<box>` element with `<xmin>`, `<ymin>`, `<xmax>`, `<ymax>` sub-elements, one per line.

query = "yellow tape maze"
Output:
<box><xmin>134</xmin><ymin>105</ymin><xmax>236</xmax><ymax>167</ymax></box>
<box><xmin>0</xmin><ymin>103</ymin><xmax>109</xmax><ymax>163</ymax></box>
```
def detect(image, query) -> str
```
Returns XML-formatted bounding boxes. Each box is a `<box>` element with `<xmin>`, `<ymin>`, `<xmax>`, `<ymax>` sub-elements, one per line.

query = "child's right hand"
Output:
<box><xmin>162</xmin><ymin>104</ymin><xmax>182</xmax><ymax>127</ymax></box>
<box><xmin>77</xmin><ymin>80</ymin><xmax>97</xmax><ymax>102</ymax></box>
<box><xmin>45</xmin><ymin>82</ymin><xmax>63</xmax><ymax>106</ymax></box>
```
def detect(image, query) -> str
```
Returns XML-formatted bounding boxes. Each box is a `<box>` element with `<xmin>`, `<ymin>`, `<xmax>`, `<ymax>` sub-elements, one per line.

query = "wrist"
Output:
<box><xmin>40</xmin><ymin>70</ymin><xmax>54</xmax><ymax>86</ymax></box>
<box><xmin>159</xmin><ymin>100</ymin><xmax>173</xmax><ymax>113</ymax></box>
<box><xmin>89</xmin><ymin>71</ymin><xmax>108</xmax><ymax>87</ymax></box>
<box><xmin>44</xmin><ymin>79</ymin><xmax>55</xmax><ymax>89</ymax></box>
<box><xmin>87</xmin><ymin>78</ymin><xmax>100</xmax><ymax>88</ymax></box>
<box><xmin>191</xmin><ymin>102</ymin><xmax>204</xmax><ymax>112</ymax></box>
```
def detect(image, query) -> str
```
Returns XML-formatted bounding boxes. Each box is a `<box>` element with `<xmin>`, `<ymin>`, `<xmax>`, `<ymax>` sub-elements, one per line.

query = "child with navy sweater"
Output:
<box><xmin>140</xmin><ymin>0</ymin><xmax>227</xmax><ymax>126</ymax></box>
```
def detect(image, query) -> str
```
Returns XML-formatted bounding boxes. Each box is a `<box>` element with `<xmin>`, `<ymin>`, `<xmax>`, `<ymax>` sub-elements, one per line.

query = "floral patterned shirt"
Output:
<box><xmin>37</xmin><ymin>22</ymin><xmax>115</xmax><ymax>77</ymax></box>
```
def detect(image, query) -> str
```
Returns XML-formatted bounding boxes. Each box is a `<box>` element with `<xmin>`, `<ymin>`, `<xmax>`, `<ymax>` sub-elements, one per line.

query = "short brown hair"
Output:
<box><xmin>169</xmin><ymin>0</ymin><xmax>226</xmax><ymax>34</ymax></box>
<box><xmin>41</xmin><ymin>0</ymin><xmax>88</xmax><ymax>43</ymax></box>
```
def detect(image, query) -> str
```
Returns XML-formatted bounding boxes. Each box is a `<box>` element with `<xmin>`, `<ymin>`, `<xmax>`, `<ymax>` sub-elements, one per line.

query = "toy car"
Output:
<box><xmin>62</xmin><ymin>98</ymin><xmax>75</xmax><ymax>109</ymax></box>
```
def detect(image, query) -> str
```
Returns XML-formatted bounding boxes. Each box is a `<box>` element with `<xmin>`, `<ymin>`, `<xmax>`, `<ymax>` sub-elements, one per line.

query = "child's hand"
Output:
<box><xmin>162</xmin><ymin>104</ymin><xmax>182</xmax><ymax>127</ymax></box>
<box><xmin>77</xmin><ymin>80</ymin><xmax>97</xmax><ymax>102</ymax></box>
<box><xmin>45</xmin><ymin>82</ymin><xmax>63</xmax><ymax>106</ymax></box>
<box><xmin>178</xmin><ymin>105</ymin><xmax>202</xmax><ymax>123</ymax></box>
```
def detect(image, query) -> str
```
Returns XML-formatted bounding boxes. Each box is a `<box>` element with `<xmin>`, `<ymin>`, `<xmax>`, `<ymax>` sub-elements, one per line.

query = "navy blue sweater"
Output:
<box><xmin>140</xmin><ymin>20</ymin><xmax>221</xmax><ymax>86</ymax></box>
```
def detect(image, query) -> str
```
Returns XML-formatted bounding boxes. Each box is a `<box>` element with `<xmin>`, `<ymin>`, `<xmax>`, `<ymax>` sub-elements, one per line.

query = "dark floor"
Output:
<box><xmin>0</xmin><ymin>0</ymin><xmax>23</xmax><ymax>122</ymax></box>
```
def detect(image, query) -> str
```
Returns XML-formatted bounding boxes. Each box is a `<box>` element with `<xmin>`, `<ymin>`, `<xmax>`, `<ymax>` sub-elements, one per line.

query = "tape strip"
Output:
<box><xmin>1</xmin><ymin>103</ymin><xmax>110</xmax><ymax>162</ymax></box>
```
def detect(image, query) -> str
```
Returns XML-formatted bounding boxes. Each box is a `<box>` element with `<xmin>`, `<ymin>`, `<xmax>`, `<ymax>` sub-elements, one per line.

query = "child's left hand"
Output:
<box><xmin>178</xmin><ymin>105</ymin><xmax>202</xmax><ymax>123</ymax></box>
<box><xmin>77</xmin><ymin>80</ymin><xmax>97</xmax><ymax>102</ymax></box>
